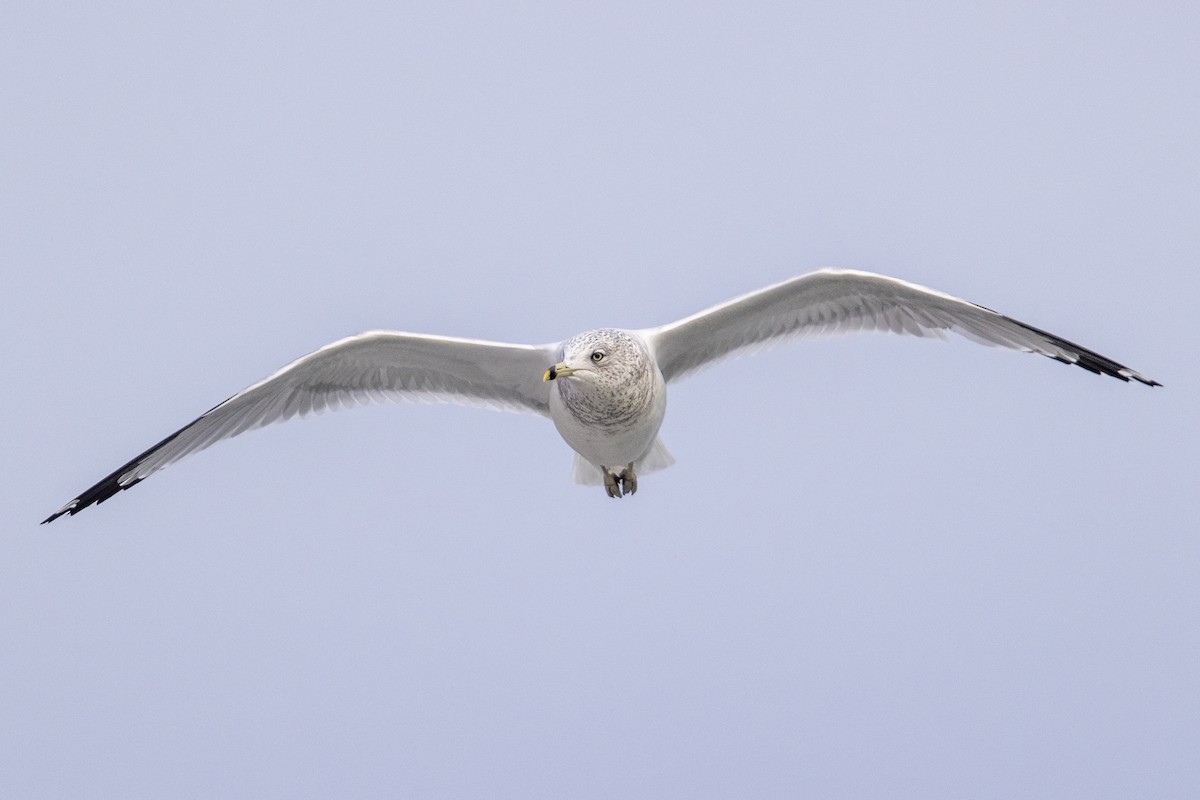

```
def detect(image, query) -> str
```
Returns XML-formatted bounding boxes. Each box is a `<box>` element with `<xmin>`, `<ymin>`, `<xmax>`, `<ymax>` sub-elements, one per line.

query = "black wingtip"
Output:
<box><xmin>42</xmin><ymin>500</ymin><xmax>81</xmax><ymax>524</ymax></box>
<box><xmin>1000</xmin><ymin>314</ymin><xmax>1160</xmax><ymax>388</ymax></box>
<box><xmin>42</xmin><ymin>394</ymin><xmax>234</xmax><ymax>523</ymax></box>
<box><xmin>42</xmin><ymin>474</ymin><xmax>146</xmax><ymax>524</ymax></box>
<box><xmin>41</xmin><ymin>422</ymin><xmax>192</xmax><ymax>524</ymax></box>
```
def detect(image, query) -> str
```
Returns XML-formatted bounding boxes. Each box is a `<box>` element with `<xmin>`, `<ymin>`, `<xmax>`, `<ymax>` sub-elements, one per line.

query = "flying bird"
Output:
<box><xmin>43</xmin><ymin>269</ymin><xmax>1158</xmax><ymax>521</ymax></box>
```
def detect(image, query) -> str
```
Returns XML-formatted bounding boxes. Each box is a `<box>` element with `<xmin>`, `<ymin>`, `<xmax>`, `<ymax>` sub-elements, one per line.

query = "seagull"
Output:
<box><xmin>43</xmin><ymin>269</ymin><xmax>1158</xmax><ymax>521</ymax></box>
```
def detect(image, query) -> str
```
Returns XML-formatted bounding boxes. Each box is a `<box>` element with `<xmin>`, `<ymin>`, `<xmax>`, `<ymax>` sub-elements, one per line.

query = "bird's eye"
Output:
<box><xmin>590</xmin><ymin>351</ymin><xmax>605</xmax><ymax>362</ymax></box>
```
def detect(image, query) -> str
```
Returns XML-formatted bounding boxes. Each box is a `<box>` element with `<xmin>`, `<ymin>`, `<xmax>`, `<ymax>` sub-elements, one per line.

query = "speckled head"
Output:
<box><xmin>544</xmin><ymin>329</ymin><xmax>652</xmax><ymax>389</ymax></box>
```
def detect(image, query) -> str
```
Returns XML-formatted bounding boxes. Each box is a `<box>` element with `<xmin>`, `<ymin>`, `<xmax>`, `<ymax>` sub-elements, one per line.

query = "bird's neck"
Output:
<box><xmin>558</xmin><ymin>368</ymin><xmax>658</xmax><ymax>428</ymax></box>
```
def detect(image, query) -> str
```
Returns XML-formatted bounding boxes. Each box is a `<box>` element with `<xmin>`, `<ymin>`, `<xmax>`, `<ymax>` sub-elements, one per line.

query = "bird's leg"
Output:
<box><xmin>603</xmin><ymin>467</ymin><xmax>623</xmax><ymax>498</ymax></box>
<box><xmin>621</xmin><ymin>462</ymin><xmax>637</xmax><ymax>495</ymax></box>
<box><xmin>602</xmin><ymin>463</ymin><xmax>638</xmax><ymax>498</ymax></box>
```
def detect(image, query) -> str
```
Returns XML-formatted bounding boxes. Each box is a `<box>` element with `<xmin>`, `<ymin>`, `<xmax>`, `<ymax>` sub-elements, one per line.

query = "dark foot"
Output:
<box><xmin>602</xmin><ymin>463</ymin><xmax>637</xmax><ymax>498</ymax></box>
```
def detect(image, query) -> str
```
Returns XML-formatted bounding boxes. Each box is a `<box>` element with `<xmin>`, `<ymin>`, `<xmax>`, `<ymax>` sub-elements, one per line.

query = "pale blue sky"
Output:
<box><xmin>3</xmin><ymin>2</ymin><xmax>1197</xmax><ymax>797</ymax></box>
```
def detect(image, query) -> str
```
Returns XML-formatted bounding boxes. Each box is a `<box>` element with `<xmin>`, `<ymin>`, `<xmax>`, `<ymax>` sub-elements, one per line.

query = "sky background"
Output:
<box><xmin>3</xmin><ymin>2</ymin><xmax>1197</xmax><ymax>797</ymax></box>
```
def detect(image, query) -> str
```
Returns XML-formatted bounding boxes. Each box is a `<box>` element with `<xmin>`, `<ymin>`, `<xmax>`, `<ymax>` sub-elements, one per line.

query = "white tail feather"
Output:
<box><xmin>571</xmin><ymin>437</ymin><xmax>676</xmax><ymax>486</ymax></box>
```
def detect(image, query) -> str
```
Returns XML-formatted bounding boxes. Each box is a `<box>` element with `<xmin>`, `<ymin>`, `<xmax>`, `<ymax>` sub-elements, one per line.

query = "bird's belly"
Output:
<box><xmin>549</xmin><ymin>383</ymin><xmax>665</xmax><ymax>468</ymax></box>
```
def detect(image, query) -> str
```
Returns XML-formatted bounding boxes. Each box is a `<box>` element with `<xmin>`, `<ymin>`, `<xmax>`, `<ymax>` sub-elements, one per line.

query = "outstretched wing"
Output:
<box><xmin>44</xmin><ymin>331</ymin><xmax>559</xmax><ymax>522</ymax></box>
<box><xmin>641</xmin><ymin>269</ymin><xmax>1159</xmax><ymax>386</ymax></box>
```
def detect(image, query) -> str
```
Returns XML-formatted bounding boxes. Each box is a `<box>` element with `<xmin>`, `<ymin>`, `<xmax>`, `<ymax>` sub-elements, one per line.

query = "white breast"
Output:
<box><xmin>549</xmin><ymin>369</ymin><xmax>667</xmax><ymax>469</ymax></box>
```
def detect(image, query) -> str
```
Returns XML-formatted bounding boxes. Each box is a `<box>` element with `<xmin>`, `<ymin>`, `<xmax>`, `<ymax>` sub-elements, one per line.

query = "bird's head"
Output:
<box><xmin>544</xmin><ymin>329</ymin><xmax>641</xmax><ymax>385</ymax></box>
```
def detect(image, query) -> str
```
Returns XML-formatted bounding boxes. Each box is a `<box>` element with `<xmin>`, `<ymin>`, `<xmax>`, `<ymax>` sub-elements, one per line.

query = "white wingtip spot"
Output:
<box><xmin>44</xmin><ymin>499</ymin><xmax>80</xmax><ymax>522</ymax></box>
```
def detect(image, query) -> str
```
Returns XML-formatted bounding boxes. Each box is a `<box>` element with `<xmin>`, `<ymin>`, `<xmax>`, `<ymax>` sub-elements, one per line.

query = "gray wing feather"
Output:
<box><xmin>44</xmin><ymin>332</ymin><xmax>558</xmax><ymax>521</ymax></box>
<box><xmin>641</xmin><ymin>269</ymin><xmax>1158</xmax><ymax>386</ymax></box>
